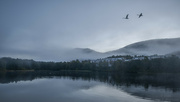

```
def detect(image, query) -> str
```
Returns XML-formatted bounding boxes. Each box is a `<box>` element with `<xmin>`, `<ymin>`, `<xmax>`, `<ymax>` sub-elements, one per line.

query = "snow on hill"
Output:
<box><xmin>167</xmin><ymin>51</ymin><xmax>180</xmax><ymax>57</ymax></box>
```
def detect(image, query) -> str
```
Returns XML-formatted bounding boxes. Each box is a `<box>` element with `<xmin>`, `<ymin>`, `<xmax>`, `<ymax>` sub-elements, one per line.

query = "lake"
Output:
<box><xmin>0</xmin><ymin>71</ymin><xmax>180</xmax><ymax>102</ymax></box>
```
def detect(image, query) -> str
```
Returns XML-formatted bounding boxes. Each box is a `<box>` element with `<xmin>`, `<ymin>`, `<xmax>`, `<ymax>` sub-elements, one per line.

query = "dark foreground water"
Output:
<box><xmin>0</xmin><ymin>71</ymin><xmax>180</xmax><ymax>102</ymax></box>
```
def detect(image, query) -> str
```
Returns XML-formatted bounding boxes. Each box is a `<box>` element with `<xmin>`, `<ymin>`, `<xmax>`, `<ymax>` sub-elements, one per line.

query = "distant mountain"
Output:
<box><xmin>63</xmin><ymin>48</ymin><xmax>108</xmax><ymax>61</ymax></box>
<box><xmin>71</xmin><ymin>38</ymin><xmax>180</xmax><ymax>60</ymax></box>
<box><xmin>74</xmin><ymin>48</ymin><xmax>101</xmax><ymax>54</ymax></box>
<box><xmin>108</xmin><ymin>38</ymin><xmax>180</xmax><ymax>56</ymax></box>
<box><xmin>67</xmin><ymin>38</ymin><xmax>180</xmax><ymax>61</ymax></box>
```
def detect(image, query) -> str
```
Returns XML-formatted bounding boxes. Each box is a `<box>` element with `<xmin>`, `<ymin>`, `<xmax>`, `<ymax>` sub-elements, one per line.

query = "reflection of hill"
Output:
<box><xmin>0</xmin><ymin>71</ymin><xmax>179</xmax><ymax>91</ymax></box>
<box><xmin>121</xmin><ymin>86</ymin><xmax>180</xmax><ymax>102</ymax></box>
<box><xmin>0</xmin><ymin>71</ymin><xmax>36</xmax><ymax>83</ymax></box>
<box><xmin>0</xmin><ymin>71</ymin><xmax>180</xmax><ymax>102</ymax></box>
<box><xmin>0</xmin><ymin>71</ymin><xmax>95</xmax><ymax>83</ymax></box>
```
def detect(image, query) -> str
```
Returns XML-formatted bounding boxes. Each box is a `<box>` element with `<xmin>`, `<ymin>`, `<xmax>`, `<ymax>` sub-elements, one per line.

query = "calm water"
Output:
<box><xmin>0</xmin><ymin>71</ymin><xmax>180</xmax><ymax>102</ymax></box>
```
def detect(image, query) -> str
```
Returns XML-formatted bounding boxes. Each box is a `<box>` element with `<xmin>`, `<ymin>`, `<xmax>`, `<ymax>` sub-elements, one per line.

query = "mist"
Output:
<box><xmin>0</xmin><ymin>0</ymin><xmax>180</xmax><ymax>61</ymax></box>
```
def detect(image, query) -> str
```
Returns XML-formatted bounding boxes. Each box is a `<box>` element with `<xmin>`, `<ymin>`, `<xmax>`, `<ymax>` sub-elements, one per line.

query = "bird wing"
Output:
<box><xmin>139</xmin><ymin>13</ymin><xmax>142</xmax><ymax>18</ymax></box>
<box><xmin>126</xmin><ymin>14</ymin><xmax>128</xmax><ymax>18</ymax></box>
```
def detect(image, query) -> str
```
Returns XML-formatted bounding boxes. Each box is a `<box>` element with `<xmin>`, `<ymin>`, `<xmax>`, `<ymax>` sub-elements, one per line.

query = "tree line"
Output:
<box><xmin>0</xmin><ymin>55</ymin><xmax>180</xmax><ymax>73</ymax></box>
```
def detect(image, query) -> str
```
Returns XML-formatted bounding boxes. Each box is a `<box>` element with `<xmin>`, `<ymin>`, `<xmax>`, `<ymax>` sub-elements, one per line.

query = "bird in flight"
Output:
<box><xmin>123</xmin><ymin>14</ymin><xmax>129</xmax><ymax>19</ymax></box>
<box><xmin>138</xmin><ymin>13</ymin><xmax>143</xmax><ymax>18</ymax></box>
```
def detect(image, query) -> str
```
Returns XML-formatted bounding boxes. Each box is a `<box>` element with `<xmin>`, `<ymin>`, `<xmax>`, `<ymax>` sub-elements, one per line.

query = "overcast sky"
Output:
<box><xmin>0</xmin><ymin>0</ymin><xmax>180</xmax><ymax>61</ymax></box>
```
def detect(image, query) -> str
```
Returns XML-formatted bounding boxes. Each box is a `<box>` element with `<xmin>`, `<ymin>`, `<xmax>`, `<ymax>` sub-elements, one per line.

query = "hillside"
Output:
<box><xmin>167</xmin><ymin>51</ymin><xmax>180</xmax><ymax>57</ymax></box>
<box><xmin>63</xmin><ymin>48</ymin><xmax>107</xmax><ymax>61</ymax></box>
<box><xmin>108</xmin><ymin>38</ymin><xmax>180</xmax><ymax>56</ymax></box>
<box><xmin>71</xmin><ymin>38</ymin><xmax>180</xmax><ymax>60</ymax></box>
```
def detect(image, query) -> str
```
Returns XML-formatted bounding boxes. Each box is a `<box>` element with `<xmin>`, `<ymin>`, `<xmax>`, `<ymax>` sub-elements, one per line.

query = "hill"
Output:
<box><xmin>108</xmin><ymin>38</ymin><xmax>180</xmax><ymax>56</ymax></box>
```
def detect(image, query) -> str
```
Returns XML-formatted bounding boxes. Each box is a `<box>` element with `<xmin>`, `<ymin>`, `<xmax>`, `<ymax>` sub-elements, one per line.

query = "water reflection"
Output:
<box><xmin>0</xmin><ymin>71</ymin><xmax>180</xmax><ymax>102</ymax></box>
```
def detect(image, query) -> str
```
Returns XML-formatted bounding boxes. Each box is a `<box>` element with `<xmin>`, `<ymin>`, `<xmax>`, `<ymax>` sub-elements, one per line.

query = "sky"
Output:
<box><xmin>0</xmin><ymin>0</ymin><xmax>180</xmax><ymax>61</ymax></box>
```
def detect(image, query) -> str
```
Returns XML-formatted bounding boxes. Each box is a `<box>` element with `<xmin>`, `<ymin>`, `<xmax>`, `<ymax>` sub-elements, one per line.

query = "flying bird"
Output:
<box><xmin>123</xmin><ymin>14</ymin><xmax>129</xmax><ymax>19</ymax></box>
<box><xmin>138</xmin><ymin>13</ymin><xmax>143</xmax><ymax>18</ymax></box>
